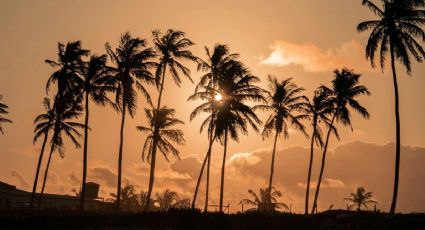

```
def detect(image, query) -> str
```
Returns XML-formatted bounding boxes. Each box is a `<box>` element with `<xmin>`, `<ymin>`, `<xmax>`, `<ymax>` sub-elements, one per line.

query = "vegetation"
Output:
<box><xmin>0</xmin><ymin>95</ymin><xmax>12</xmax><ymax>135</ymax></box>
<box><xmin>344</xmin><ymin>186</ymin><xmax>377</xmax><ymax>211</ymax></box>
<box><xmin>239</xmin><ymin>187</ymin><xmax>288</xmax><ymax>212</ymax></box>
<box><xmin>358</xmin><ymin>0</ymin><xmax>425</xmax><ymax>214</ymax></box>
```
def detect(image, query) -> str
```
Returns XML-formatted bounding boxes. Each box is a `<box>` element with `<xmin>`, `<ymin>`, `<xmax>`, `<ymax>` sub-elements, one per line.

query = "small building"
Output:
<box><xmin>0</xmin><ymin>181</ymin><xmax>109</xmax><ymax>210</ymax></box>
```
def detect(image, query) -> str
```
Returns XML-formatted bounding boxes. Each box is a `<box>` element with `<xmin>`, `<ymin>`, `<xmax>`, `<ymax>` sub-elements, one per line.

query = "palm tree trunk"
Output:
<box><xmin>311</xmin><ymin>113</ymin><xmax>337</xmax><ymax>214</ymax></box>
<box><xmin>80</xmin><ymin>92</ymin><xmax>90</xmax><ymax>211</ymax></box>
<box><xmin>37</xmin><ymin>146</ymin><xmax>55</xmax><ymax>209</ymax></box>
<box><xmin>30</xmin><ymin>132</ymin><xmax>48</xmax><ymax>209</ymax></box>
<box><xmin>305</xmin><ymin>123</ymin><xmax>317</xmax><ymax>214</ymax></box>
<box><xmin>267</xmin><ymin>131</ymin><xmax>279</xmax><ymax>208</ymax></box>
<box><xmin>204</xmin><ymin>147</ymin><xmax>211</xmax><ymax>212</ymax></box>
<box><xmin>389</xmin><ymin>40</ymin><xmax>401</xmax><ymax>215</ymax></box>
<box><xmin>116</xmin><ymin>104</ymin><xmax>126</xmax><ymax>211</ymax></box>
<box><xmin>156</xmin><ymin>64</ymin><xmax>167</xmax><ymax>110</ymax></box>
<box><xmin>144</xmin><ymin>134</ymin><xmax>159</xmax><ymax>211</ymax></box>
<box><xmin>219</xmin><ymin>129</ymin><xmax>228</xmax><ymax>212</ymax></box>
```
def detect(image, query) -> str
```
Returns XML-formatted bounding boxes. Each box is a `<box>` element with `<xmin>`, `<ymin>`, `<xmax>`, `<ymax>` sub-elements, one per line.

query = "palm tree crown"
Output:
<box><xmin>344</xmin><ymin>186</ymin><xmax>377</xmax><ymax>211</ymax></box>
<box><xmin>0</xmin><ymin>95</ymin><xmax>12</xmax><ymax>134</ymax></box>
<box><xmin>239</xmin><ymin>187</ymin><xmax>289</xmax><ymax>212</ymax></box>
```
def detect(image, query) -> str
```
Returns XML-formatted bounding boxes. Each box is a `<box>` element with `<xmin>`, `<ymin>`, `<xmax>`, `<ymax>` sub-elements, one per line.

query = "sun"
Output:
<box><xmin>214</xmin><ymin>93</ymin><xmax>222</xmax><ymax>101</ymax></box>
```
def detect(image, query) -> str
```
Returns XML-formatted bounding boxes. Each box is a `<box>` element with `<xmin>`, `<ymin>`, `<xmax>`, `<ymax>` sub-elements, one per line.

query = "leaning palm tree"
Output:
<box><xmin>37</xmin><ymin>97</ymin><xmax>84</xmax><ymax>209</ymax></box>
<box><xmin>76</xmin><ymin>54</ymin><xmax>115</xmax><ymax>211</ymax></box>
<box><xmin>344</xmin><ymin>186</ymin><xmax>377</xmax><ymax>211</ymax></box>
<box><xmin>358</xmin><ymin>0</ymin><xmax>425</xmax><ymax>214</ymax></box>
<box><xmin>239</xmin><ymin>187</ymin><xmax>289</xmax><ymax>212</ymax></box>
<box><xmin>30</xmin><ymin>98</ymin><xmax>54</xmax><ymax>208</ymax></box>
<box><xmin>0</xmin><ymin>95</ymin><xmax>12</xmax><ymax>135</ymax></box>
<box><xmin>253</xmin><ymin>76</ymin><xmax>308</xmax><ymax>209</ymax></box>
<box><xmin>214</xmin><ymin>65</ymin><xmax>265</xmax><ymax>212</ymax></box>
<box><xmin>311</xmin><ymin>68</ymin><xmax>371</xmax><ymax>214</ymax></box>
<box><xmin>189</xmin><ymin>44</ymin><xmax>240</xmax><ymax>211</ymax></box>
<box><xmin>137</xmin><ymin>106</ymin><xmax>185</xmax><ymax>211</ymax></box>
<box><xmin>106</xmin><ymin>32</ymin><xmax>156</xmax><ymax>210</ymax></box>
<box><xmin>303</xmin><ymin>86</ymin><xmax>336</xmax><ymax>214</ymax></box>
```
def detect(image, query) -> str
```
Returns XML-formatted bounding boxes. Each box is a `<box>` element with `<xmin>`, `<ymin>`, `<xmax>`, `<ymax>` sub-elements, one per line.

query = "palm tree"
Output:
<box><xmin>189</xmin><ymin>44</ymin><xmax>240</xmax><ymax>211</ymax></box>
<box><xmin>253</xmin><ymin>76</ymin><xmax>308</xmax><ymax>209</ymax></box>
<box><xmin>76</xmin><ymin>54</ymin><xmax>115</xmax><ymax>211</ymax></box>
<box><xmin>37</xmin><ymin>97</ymin><xmax>84</xmax><ymax>209</ymax></box>
<box><xmin>109</xmin><ymin>184</ymin><xmax>139</xmax><ymax>211</ymax></box>
<box><xmin>106</xmin><ymin>32</ymin><xmax>156</xmax><ymax>210</ymax></box>
<box><xmin>137</xmin><ymin>106</ymin><xmax>185</xmax><ymax>211</ymax></box>
<box><xmin>344</xmin><ymin>186</ymin><xmax>377</xmax><ymax>211</ymax></box>
<box><xmin>155</xmin><ymin>189</ymin><xmax>179</xmax><ymax>211</ymax></box>
<box><xmin>214</xmin><ymin>65</ymin><xmax>265</xmax><ymax>212</ymax></box>
<box><xmin>239</xmin><ymin>187</ymin><xmax>289</xmax><ymax>212</ymax></box>
<box><xmin>303</xmin><ymin>86</ymin><xmax>336</xmax><ymax>214</ymax></box>
<box><xmin>358</xmin><ymin>0</ymin><xmax>425</xmax><ymax>214</ymax></box>
<box><xmin>311</xmin><ymin>68</ymin><xmax>371</xmax><ymax>214</ymax></box>
<box><xmin>0</xmin><ymin>95</ymin><xmax>12</xmax><ymax>135</ymax></box>
<box><xmin>30</xmin><ymin>98</ymin><xmax>54</xmax><ymax>208</ymax></box>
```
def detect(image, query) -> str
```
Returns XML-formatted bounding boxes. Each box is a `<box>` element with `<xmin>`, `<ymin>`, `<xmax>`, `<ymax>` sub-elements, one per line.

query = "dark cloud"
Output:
<box><xmin>170</xmin><ymin>156</ymin><xmax>202</xmax><ymax>179</ymax></box>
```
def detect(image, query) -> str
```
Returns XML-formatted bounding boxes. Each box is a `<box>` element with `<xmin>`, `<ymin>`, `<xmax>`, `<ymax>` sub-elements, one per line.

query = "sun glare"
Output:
<box><xmin>214</xmin><ymin>93</ymin><xmax>222</xmax><ymax>101</ymax></box>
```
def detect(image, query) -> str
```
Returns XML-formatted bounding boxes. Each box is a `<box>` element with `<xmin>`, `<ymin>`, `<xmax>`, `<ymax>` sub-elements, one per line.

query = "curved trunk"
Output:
<box><xmin>144</xmin><ymin>135</ymin><xmax>159</xmax><ymax>211</ymax></box>
<box><xmin>219</xmin><ymin>129</ymin><xmax>228</xmax><ymax>212</ymax></box>
<box><xmin>204</xmin><ymin>147</ymin><xmax>211</xmax><ymax>212</ymax></box>
<box><xmin>267</xmin><ymin>131</ymin><xmax>279</xmax><ymax>208</ymax></box>
<box><xmin>116</xmin><ymin>104</ymin><xmax>126</xmax><ymax>211</ymax></box>
<box><xmin>37</xmin><ymin>146</ymin><xmax>55</xmax><ymax>209</ymax></box>
<box><xmin>80</xmin><ymin>92</ymin><xmax>90</xmax><ymax>211</ymax></box>
<box><xmin>191</xmin><ymin>138</ymin><xmax>213</xmax><ymax>209</ymax></box>
<box><xmin>30</xmin><ymin>132</ymin><xmax>48</xmax><ymax>209</ymax></box>
<box><xmin>389</xmin><ymin>40</ymin><xmax>401</xmax><ymax>215</ymax></box>
<box><xmin>311</xmin><ymin>113</ymin><xmax>336</xmax><ymax>214</ymax></box>
<box><xmin>305</xmin><ymin>123</ymin><xmax>317</xmax><ymax>214</ymax></box>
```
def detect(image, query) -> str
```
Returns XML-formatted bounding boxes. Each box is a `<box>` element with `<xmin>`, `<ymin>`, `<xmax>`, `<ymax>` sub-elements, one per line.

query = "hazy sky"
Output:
<box><xmin>0</xmin><ymin>0</ymin><xmax>424</xmax><ymax>213</ymax></box>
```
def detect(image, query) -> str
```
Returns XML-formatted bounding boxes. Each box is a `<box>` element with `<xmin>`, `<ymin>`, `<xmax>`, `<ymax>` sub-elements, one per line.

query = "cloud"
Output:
<box><xmin>170</xmin><ymin>156</ymin><xmax>202</xmax><ymax>179</ymax></box>
<box><xmin>260</xmin><ymin>39</ymin><xmax>374</xmax><ymax>72</ymax></box>
<box><xmin>89</xmin><ymin>166</ymin><xmax>117</xmax><ymax>188</ymax></box>
<box><xmin>297</xmin><ymin>178</ymin><xmax>346</xmax><ymax>189</ymax></box>
<box><xmin>69</xmin><ymin>171</ymin><xmax>80</xmax><ymax>186</ymax></box>
<box><xmin>11</xmin><ymin>171</ymin><xmax>30</xmax><ymax>189</ymax></box>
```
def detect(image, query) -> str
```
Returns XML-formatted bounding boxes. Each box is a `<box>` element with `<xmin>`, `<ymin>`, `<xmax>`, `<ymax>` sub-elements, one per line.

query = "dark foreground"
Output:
<box><xmin>0</xmin><ymin>209</ymin><xmax>424</xmax><ymax>230</ymax></box>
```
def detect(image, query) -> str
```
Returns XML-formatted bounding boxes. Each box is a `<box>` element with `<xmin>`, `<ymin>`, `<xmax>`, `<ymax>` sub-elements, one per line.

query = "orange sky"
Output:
<box><xmin>0</xmin><ymin>0</ymin><xmax>424</xmax><ymax>213</ymax></box>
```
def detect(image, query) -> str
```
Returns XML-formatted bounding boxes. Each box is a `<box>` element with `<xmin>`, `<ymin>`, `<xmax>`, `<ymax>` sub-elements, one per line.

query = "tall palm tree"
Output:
<box><xmin>344</xmin><ymin>186</ymin><xmax>377</xmax><ymax>211</ymax></box>
<box><xmin>214</xmin><ymin>65</ymin><xmax>265</xmax><ymax>212</ymax></box>
<box><xmin>239</xmin><ymin>187</ymin><xmax>288</xmax><ymax>212</ymax></box>
<box><xmin>253</xmin><ymin>76</ymin><xmax>308</xmax><ymax>209</ymax></box>
<box><xmin>30</xmin><ymin>98</ymin><xmax>54</xmax><ymax>208</ymax></box>
<box><xmin>189</xmin><ymin>44</ymin><xmax>240</xmax><ymax>210</ymax></box>
<box><xmin>311</xmin><ymin>69</ymin><xmax>371</xmax><ymax>214</ymax></box>
<box><xmin>37</xmin><ymin>97</ymin><xmax>84</xmax><ymax>209</ymax></box>
<box><xmin>76</xmin><ymin>54</ymin><xmax>115</xmax><ymax>211</ymax></box>
<box><xmin>0</xmin><ymin>95</ymin><xmax>12</xmax><ymax>135</ymax></box>
<box><xmin>358</xmin><ymin>0</ymin><xmax>425</xmax><ymax>214</ymax></box>
<box><xmin>137</xmin><ymin>106</ymin><xmax>185</xmax><ymax>210</ymax></box>
<box><xmin>303</xmin><ymin>86</ymin><xmax>336</xmax><ymax>214</ymax></box>
<box><xmin>106</xmin><ymin>32</ymin><xmax>156</xmax><ymax>210</ymax></box>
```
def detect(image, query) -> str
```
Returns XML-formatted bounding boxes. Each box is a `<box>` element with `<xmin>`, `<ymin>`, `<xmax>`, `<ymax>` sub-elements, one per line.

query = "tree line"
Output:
<box><xmin>0</xmin><ymin>0</ymin><xmax>423</xmax><ymax>214</ymax></box>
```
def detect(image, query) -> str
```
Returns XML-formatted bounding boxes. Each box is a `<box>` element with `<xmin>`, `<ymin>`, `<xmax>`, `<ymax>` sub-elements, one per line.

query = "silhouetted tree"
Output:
<box><xmin>37</xmin><ymin>97</ymin><xmax>84</xmax><ymax>209</ymax></box>
<box><xmin>303</xmin><ymin>86</ymin><xmax>336</xmax><ymax>214</ymax></box>
<box><xmin>137</xmin><ymin>106</ymin><xmax>185</xmax><ymax>210</ymax></box>
<box><xmin>155</xmin><ymin>189</ymin><xmax>179</xmax><ymax>211</ymax></box>
<box><xmin>106</xmin><ymin>32</ymin><xmax>156</xmax><ymax>210</ymax></box>
<box><xmin>358</xmin><ymin>0</ymin><xmax>425</xmax><ymax>214</ymax></box>
<box><xmin>311</xmin><ymin>69</ymin><xmax>370</xmax><ymax>214</ymax></box>
<box><xmin>239</xmin><ymin>187</ymin><xmax>288</xmax><ymax>212</ymax></box>
<box><xmin>253</xmin><ymin>76</ymin><xmax>308</xmax><ymax>209</ymax></box>
<box><xmin>214</xmin><ymin>65</ymin><xmax>265</xmax><ymax>212</ymax></box>
<box><xmin>109</xmin><ymin>184</ymin><xmax>140</xmax><ymax>211</ymax></box>
<box><xmin>189</xmin><ymin>44</ymin><xmax>240</xmax><ymax>211</ymax></box>
<box><xmin>0</xmin><ymin>95</ymin><xmax>12</xmax><ymax>134</ymax></box>
<box><xmin>344</xmin><ymin>186</ymin><xmax>377</xmax><ymax>211</ymax></box>
<box><xmin>76</xmin><ymin>54</ymin><xmax>115</xmax><ymax>211</ymax></box>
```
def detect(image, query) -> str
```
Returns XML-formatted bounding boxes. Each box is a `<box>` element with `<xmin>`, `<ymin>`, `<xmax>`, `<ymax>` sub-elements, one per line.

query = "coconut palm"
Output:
<box><xmin>239</xmin><ymin>187</ymin><xmax>289</xmax><ymax>212</ymax></box>
<box><xmin>303</xmin><ymin>86</ymin><xmax>336</xmax><ymax>214</ymax></box>
<box><xmin>137</xmin><ymin>106</ymin><xmax>185</xmax><ymax>211</ymax></box>
<box><xmin>357</xmin><ymin>0</ymin><xmax>425</xmax><ymax>214</ymax></box>
<box><xmin>37</xmin><ymin>97</ymin><xmax>84</xmax><ymax>209</ymax></box>
<box><xmin>214</xmin><ymin>65</ymin><xmax>265</xmax><ymax>212</ymax></box>
<box><xmin>109</xmin><ymin>184</ymin><xmax>140</xmax><ymax>211</ymax></box>
<box><xmin>76</xmin><ymin>54</ymin><xmax>115</xmax><ymax>211</ymax></box>
<box><xmin>0</xmin><ymin>95</ymin><xmax>12</xmax><ymax>135</ymax></box>
<box><xmin>311</xmin><ymin>69</ymin><xmax>371</xmax><ymax>214</ymax></box>
<box><xmin>106</xmin><ymin>32</ymin><xmax>156</xmax><ymax>210</ymax></box>
<box><xmin>30</xmin><ymin>98</ymin><xmax>54</xmax><ymax>208</ymax></box>
<box><xmin>155</xmin><ymin>189</ymin><xmax>179</xmax><ymax>211</ymax></box>
<box><xmin>344</xmin><ymin>186</ymin><xmax>377</xmax><ymax>211</ymax></box>
<box><xmin>253</xmin><ymin>76</ymin><xmax>308</xmax><ymax>209</ymax></box>
<box><xmin>189</xmin><ymin>44</ymin><xmax>240</xmax><ymax>211</ymax></box>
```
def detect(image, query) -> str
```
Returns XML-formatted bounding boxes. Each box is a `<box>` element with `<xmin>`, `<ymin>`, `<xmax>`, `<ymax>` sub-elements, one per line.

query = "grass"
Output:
<box><xmin>0</xmin><ymin>209</ymin><xmax>424</xmax><ymax>230</ymax></box>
